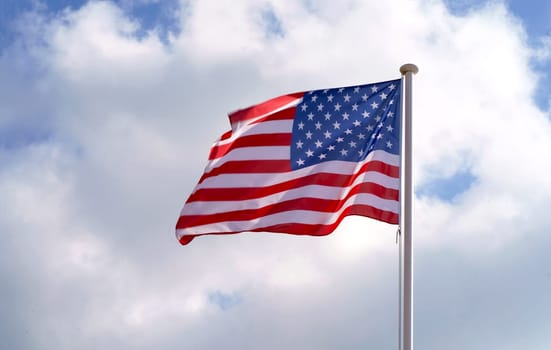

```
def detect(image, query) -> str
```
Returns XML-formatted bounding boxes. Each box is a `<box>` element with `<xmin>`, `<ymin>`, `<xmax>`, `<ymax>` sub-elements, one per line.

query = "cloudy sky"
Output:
<box><xmin>1</xmin><ymin>0</ymin><xmax>551</xmax><ymax>349</ymax></box>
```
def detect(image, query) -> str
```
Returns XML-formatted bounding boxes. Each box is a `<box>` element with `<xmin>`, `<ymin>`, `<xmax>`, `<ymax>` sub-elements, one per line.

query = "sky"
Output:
<box><xmin>1</xmin><ymin>0</ymin><xmax>550</xmax><ymax>349</ymax></box>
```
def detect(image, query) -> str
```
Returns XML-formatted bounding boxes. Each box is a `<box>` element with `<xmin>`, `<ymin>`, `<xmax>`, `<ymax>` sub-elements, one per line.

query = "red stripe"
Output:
<box><xmin>178</xmin><ymin>204</ymin><xmax>398</xmax><ymax>245</ymax></box>
<box><xmin>249</xmin><ymin>106</ymin><xmax>296</xmax><ymax>124</ymax></box>
<box><xmin>208</xmin><ymin>133</ymin><xmax>292</xmax><ymax>160</ymax></box>
<box><xmin>190</xmin><ymin>162</ymin><xmax>397</xmax><ymax>203</ymax></box>
<box><xmin>186</xmin><ymin>174</ymin><xmax>397</xmax><ymax>204</ymax></box>
<box><xmin>219</xmin><ymin>130</ymin><xmax>232</xmax><ymax>141</ymax></box>
<box><xmin>197</xmin><ymin>159</ymin><xmax>398</xmax><ymax>188</ymax></box>
<box><xmin>178</xmin><ymin>182</ymin><xmax>398</xmax><ymax>228</ymax></box>
<box><xmin>229</xmin><ymin>93</ymin><xmax>304</xmax><ymax>126</ymax></box>
<box><xmin>198</xmin><ymin>160</ymin><xmax>292</xmax><ymax>184</ymax></box>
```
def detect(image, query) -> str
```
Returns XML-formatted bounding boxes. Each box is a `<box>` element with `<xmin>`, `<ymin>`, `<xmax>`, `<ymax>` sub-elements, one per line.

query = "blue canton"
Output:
<box><xmin>290</xmin><ymin>79</ymin><xmax>402</xmax><ymax>169</ymax></box>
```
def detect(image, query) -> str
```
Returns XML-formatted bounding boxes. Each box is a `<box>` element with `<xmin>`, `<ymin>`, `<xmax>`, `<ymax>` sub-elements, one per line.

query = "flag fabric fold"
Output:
<box><xmin>176</xmin><ymin>79</ymin><xmax>402</xmax><ymax>245</ymax></box>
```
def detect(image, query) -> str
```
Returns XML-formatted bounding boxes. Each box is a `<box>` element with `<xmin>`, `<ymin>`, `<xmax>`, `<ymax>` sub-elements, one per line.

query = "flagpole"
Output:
<box><xmin>399</xmin><ymin>63</ymin><xmax>418</xmax><ymax>350</ymax></box>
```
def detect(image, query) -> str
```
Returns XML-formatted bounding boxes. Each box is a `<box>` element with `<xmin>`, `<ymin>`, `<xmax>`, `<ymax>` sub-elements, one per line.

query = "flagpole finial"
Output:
<box><xmin>400</xmin><ymin>63</ymin><xmax>419</xmax><ymax>75</ymax></box>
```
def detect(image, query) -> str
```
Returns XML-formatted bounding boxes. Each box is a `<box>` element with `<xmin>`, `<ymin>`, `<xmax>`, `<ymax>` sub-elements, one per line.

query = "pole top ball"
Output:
<box><xmin>400</xmin><ymin>64</ymin><xmax>419</xmax><ymax>75</ymax></box>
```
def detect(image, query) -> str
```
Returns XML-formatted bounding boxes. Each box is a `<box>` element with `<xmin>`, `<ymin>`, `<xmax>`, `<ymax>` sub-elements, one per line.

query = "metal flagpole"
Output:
<box><xmin>399</xmin><ymin>63</ymin><xmax>418</xmax><ymax>350</ymax></box>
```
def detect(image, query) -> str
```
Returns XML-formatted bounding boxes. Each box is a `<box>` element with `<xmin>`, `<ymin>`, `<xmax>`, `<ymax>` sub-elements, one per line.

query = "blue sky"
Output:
<box><xmin>445</xmin><ymin>0</ymin><xmax>551</xmax><ymax>35</ymax></box>
<box><xmin>1</xmin><ymin>1</ymin><xmax>550</xmax><ymax>350</ymax></box>
<box><xmin>446</xmin><ymin>0</ymin><xmax>551</xmax><ymax>110</ymax></box>
<box><xmin>2</xmin><ymin>0</ymin><xmax>549</xmax><ymax>43</ymax></box>
<box><xmin>0</xmin><ymin>0</ymin><xmax>181</xmax><ymax>45</ymax></box>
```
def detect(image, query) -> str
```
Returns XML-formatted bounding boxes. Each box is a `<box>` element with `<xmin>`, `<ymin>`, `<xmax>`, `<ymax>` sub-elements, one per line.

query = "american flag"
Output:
<box><xmin>176</xmin><ymin>79</ymin><xmax>402</xmax><ymax>245</ymax></box>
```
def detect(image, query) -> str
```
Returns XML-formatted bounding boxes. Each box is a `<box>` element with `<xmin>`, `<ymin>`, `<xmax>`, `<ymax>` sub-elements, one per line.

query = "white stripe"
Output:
<box><xmin>177</xmin><ymin>192</ymin><xmax>398</xmax><ymax>236</ymax></box>
<box><xmin>229</xmin><ymin>98</ymin><xmax>301</xmax><ymax>130</ymax></box>
<box><xmin>197</xmin><ymin>150</ymin><xmax>399</xmax><ymax>190</ymax></box>
<box><xmin>215</xmin><ymin>119</ymin><xmax>294</xmax><ymax>147</ymax></box>
<box><xmin>206</xmin><ymin>146</ymin><xmax>290</xmax><ymax>171</ymax></box>
<box><xmin>182</xmin><ymin>171</ymin><xmax>398</xmax><ymax>215</ymax></box>
<box><xmin>204</xmin><ymin>146</ymin><xmax>400</xmax><ymax>173</ymax></box>
<box><xmin>208</xmin><ymin>147</ymin><xmax>399</xmax><ymax>172</ymax></box>
<box><xmin>196</xmin><ymin>169</ymin><xmax>398</xmax><ymax>192</ymax></box>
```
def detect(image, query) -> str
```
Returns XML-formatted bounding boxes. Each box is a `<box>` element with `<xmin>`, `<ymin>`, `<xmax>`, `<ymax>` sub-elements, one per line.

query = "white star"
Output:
<box><xmin>344</xmin><ymin>94</ymin><xmax>351</xmax><ymax>102</ymax></box>
<box><xmin>345</xmin><ymin>128</ymin><xmax>353</xmax><ymax>135</ymax></box>
<box><xmin>367</xmin><ymin>125</ymin><xmax>374</xmax><ymax>131</ymax></box>
<box><xmin>371</xmin><ymin>86</ymin><xmax>379</xmax><ymax>93</ymax></box>
<box><xmin>379</xmin><ymin>92</ymin><xmax>388</xmax><ymax>100</ymax></box>
<box><xmin>298</xmin><ymin>121</ymin><xmax>305</xmax><ymax>130</ymax></box>
<box><xmin>338</xmin><ymin>88</ymin><xmax>345</xmax><ymax>93</ymax></box>
<box><xmin>317</xmin><ymin>103</ymin><xmax>324</xmax><ymax>111</ymax></box>
<box><xmin>353</xmin><ymin>120</ymin><xmax>361</xmax><ymax>127</ymax></box>
<box><xmin>377</xmin><ymin>133</ymin><xmax>383</xmax><ymax>139</ymax></box>
<box><xmin>296</xmin><ymin>140</ymin><xmax>304</xmax><ymax>148</ymax></box>
<box><xmin>315</xmin><ymin>121</ymin><xmax>322</xmax><ymax>130</ymax></box>
<box><xmin>340</xmin><ymin>149</ymin><xmax>348</xmax><ymax>156</ymax></box>
<box><xmin>371</xmin><ymin>101</ymin><xmax>379</xmax><ymax>109</ymax></box>
<box><xmin>349</xmin><ymin>141</ymin><xmax>357</xmax><ymax>148</ymax></box>
<box><xmin>336</xmin><ymin>137</ymin><xmax>344</xmax><ymax>143</ymax></box>
<box><xmin>389</xmin><ymin>99</ymin><xmax>394</xmax><ymax>105</ymax></box>
<box><xmin>352</xmin><ymin>103</ymin><xmax>359</xmax><ymax>111</ymax></box>
<box><xmin>378</xmin><ymin>122</ymin><xmax>384</xmax><ymax>128</ymax></box>
<box><xmin>307</xmin><ymin>112</ymin><xmax>315</xmax><ymax>120</ymax></box>
<box><xmin>386</xmin><ymin>141</ymin><xmax>393</xmax><ymax>148</ymax></box>
<box><xmin>354</xmin><ymin>87</ymin><xmax>361</xmax><ymax>93</ymax></box>
<box><xmin>311</xmin><ymin>95</ymin><xmax>318</xmax><ymax>102</ymax></box>
<box><xmin>324</xmin><ymin>130</ymin><xmax>332</xmax><ymax>139</ymax></box>
<box><xmin>301</xmin><ymin>103</ymin><xmax>308</xmax><ymax>111</ymax></box>
<box><xmin>386</xmin><ymin>125</ymin><xmax>394</xmax><ymax>132</ymax></box>
<box><xmin>389</xmin><ymin>84</ymin><xmax>396</xmax><ymax>90</ymax></box>
<box><xmin>327</xmin><ymin>145</ymin><xmax>335</xmax><ymax>151</ymax></box>
<box><xmin>322</xmin><ymin>89</ymin><xmax>329</xmax><ymax>94</ymax></box>
<box><xmin>305</xmin><ymin>131</ymin><xmax>313</xmax><ymax>139</ymax></box>
<box><xmin>361</xmin><ymin>93</ymin><xmax>369</xmax><ymax>101</ymax></box>
<box><xmin>358</xmin><ymin>133</ymin><xmax>365</xmax><ymax>139</ymax></box>
<box><xmin>375</xmin><ymin>115</ymin><xmax>382</xmax><ymax>122</ymax></box>
<box><xmin>305</xmin><ymin>149</ymin><xmax>314</xmax><ymax>157</ymax></box>
<box><xmin>358</xmin><ymin>149</ymin><xmax>364</xmax><ymax>156</ymax></box>
<box><xmin>334</xmin><ymin>103</ymin><xmax>341</xmax><ymax>111</ymax></box>
<box><xmin>315</xmin><ymin>140</ymin><xmax>323</xmax><ymax>148</ymax></box>
<box><xmin>324</xmin><ymin>112</ymin><xmax>332</xmax><ymax>120</ymax></box>
<box><xmin>342</xmin><ymin>112</ymin><xmax>350</xmax><ymax>120</ymax></box>
<box><xmin>333</xmin><ymin>121</ymin><xmax>341</xmax><ymax>129</ymax></box>
<box><xmin>387</xmin><ymin>111</ymin><xmax>394</xmax><ymax>117</ymax></box>
<box><xmin>327</xmin><ymin>94</ymin><xmax>334</xmax><ymax>102</ymax></box>
<box><xmin>362</xmin><ymin>111</ymin><xmax>370</xmax><ymax>118</ymax></box>
<box><xmin>318</xmin><ymin>153</ymin><xmax>327</xmax><ymax>160</ymax></box>
<box><xmin>296</xmin><ymin>158</ymin><xmax>305</xmax><ymax>166</ymax></box>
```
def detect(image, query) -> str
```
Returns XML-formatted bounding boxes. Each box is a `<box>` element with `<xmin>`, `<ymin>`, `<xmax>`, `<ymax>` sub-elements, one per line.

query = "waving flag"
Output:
<box><xmin>176</xmin><ymin>79</ymin><xmax>402</xmax><ymax>245</ymax></box>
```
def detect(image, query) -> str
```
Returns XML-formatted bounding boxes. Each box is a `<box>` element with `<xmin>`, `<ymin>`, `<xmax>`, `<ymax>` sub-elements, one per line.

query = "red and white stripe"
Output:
<box><xmin>176</xmin><ymin>93</ymin><xmax>400</xmax><ymax>245</ymax></box>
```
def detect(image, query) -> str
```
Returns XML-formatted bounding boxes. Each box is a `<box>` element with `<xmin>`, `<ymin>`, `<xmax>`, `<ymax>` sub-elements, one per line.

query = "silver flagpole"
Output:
<box><xmin>399</xmin><ymin>63</ymin><xmax>418</xmax><ymax>350</ymax></box>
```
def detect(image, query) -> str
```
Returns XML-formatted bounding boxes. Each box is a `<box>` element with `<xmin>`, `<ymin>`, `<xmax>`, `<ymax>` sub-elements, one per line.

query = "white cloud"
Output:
<box><xmin>47</xmin><ymin>2</ymin><xmax>168</xmax><ymax>78</ymax></box>
<box><xmin>1</xmin><ymin>0</ymin><xmax>551</xmax><ymax>349</ymax></box>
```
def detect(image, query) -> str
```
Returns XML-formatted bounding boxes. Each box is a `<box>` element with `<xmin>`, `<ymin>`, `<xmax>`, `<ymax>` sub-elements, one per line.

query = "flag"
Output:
<box><xmin>176</xmin><ymin>79</ymin><xmax>402</xmax><ymax>245</ymax></box>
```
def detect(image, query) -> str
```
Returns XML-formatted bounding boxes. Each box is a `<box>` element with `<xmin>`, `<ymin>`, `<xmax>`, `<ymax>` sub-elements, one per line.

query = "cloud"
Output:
<box><xmin>0</xmin><ymin>0</ymin><xmax>550</xmax><ymax>349</ymax></box>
